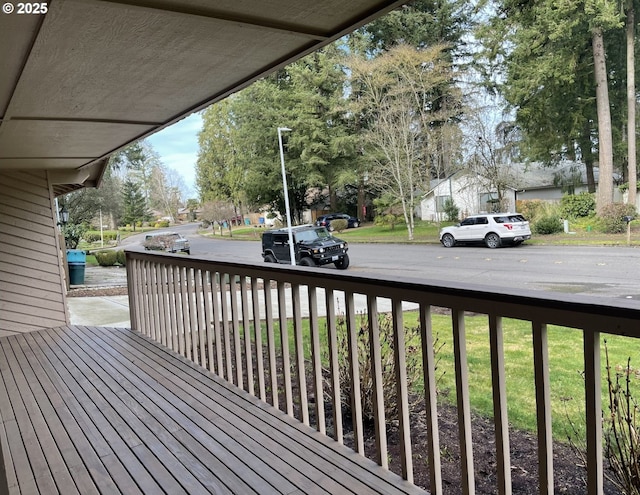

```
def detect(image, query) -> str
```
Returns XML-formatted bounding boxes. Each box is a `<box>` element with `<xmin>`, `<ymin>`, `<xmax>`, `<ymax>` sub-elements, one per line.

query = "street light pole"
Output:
<box><xmin>277</xmin><ymin>127</ymin><xmax>296</xmax><ymax>265</ymax></box>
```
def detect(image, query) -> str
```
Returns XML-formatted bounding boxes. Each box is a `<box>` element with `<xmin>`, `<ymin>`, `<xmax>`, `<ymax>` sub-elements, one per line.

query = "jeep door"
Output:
<box><xmin>271</xmin><ymin>233</ymin><xmax>291</xmax><ymax>263</ymax></box>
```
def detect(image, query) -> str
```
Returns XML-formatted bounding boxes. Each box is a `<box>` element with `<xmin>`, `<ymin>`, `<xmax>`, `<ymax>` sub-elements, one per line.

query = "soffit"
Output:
<box><xmin>0</xmin><ymin>0</ymin><xmax>405</xmax><ymax>194</ymax></box>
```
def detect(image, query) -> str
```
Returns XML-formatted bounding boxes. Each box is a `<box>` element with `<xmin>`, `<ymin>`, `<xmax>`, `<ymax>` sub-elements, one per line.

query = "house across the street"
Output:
<box><xmin>419</xmin><ymin>161</ymin><xmax>624</xmax><ymax>221</ymax></box>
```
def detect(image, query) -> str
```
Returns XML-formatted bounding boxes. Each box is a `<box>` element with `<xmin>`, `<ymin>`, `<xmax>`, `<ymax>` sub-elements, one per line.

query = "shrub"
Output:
<box><xmin>329</xmin><ymin>312</ymin><xmax>424</xmax><ymax>422</ymax></box>
<box><xmin>155</xmin><ymin>220</ymin><xmax>170</xmax><ymax>228</ymax></box>
<box><xmin>62</xmin><ymin>223</ymin><xmax>88</xmax><ymax>249</ymax></box>
<box><xmin>560</xmin><ymin>193</ymin><xmax>596</xmax><ymax>218</ymax></box>
<box><xmin>603</xmin><ymin>344</ymin><xmax>640</xmax><ymax>495</ymax></box>
<box><xmin>599</xmin><ymin>203</ymin><xmax>637</xmax><ymax>234</ymax></box>
<box><xmin>517</xmin><ymin>200</ymin><xmax>547</xmax><ymax>222</ymax></box>
<box><xmin>442</xmin><ymin>198</ymin><xmax>459</xmax><ymax>222</ymax></box>
<box><xmin>83</xmin><ymin>230</ymin><xmax>119</xmax><ymax>243</ymax></box>
<box><xmin>330</xmin><ymin>219</ymin><xmax>348</xmax><ymax>232</ymax></box>
<box><xmin>94</xmin><ymin>250</ymin><xmax>119</xmax><ymax>266</ymax></box>
<box><xmin>116</xmin><ymin>250</ymin><xmax>126</xmax><ymax>266</ymax></box>
<box><xmin>532</xmin><ymin>215</ymin><xmax>563</xmax><ymax>235</ymax></box>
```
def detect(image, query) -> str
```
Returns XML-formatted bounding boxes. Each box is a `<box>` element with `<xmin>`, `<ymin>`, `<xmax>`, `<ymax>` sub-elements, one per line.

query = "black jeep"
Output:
<box><xmin>261</xmin><ymin>225</ymin><xmax>349</xmax><ymax>269</ymax></box>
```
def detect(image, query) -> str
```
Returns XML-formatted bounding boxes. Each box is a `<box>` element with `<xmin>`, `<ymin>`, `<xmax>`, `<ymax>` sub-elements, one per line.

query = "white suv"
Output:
<box><xmin>440</xmin><ymin>213</ymin><xmax>531</xmax><ymax>248</ymax></box>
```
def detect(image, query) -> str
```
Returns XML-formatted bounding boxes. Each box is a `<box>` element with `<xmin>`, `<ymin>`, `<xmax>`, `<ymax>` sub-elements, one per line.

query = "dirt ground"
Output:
<box><xmin>382</xmin><ymin>401</ymin><xmax>622</xmax><ymax>494</ymax></box>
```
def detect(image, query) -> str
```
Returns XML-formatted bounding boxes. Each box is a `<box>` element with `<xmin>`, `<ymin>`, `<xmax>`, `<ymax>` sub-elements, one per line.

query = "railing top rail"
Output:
<box><xmin>126</xmin><ymin>250</ymin><xmax>640</xmax><ymax>337</ymax></box>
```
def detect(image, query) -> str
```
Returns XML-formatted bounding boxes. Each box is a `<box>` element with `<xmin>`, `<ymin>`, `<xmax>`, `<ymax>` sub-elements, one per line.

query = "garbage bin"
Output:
<box><xmin>67</xmin><ymin>249</ymin><xmax>86</xmax><ymax>285</ymax></box>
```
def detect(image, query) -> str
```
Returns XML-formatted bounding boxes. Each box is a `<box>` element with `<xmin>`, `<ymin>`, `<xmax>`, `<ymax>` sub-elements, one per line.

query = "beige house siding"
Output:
<box><xmin>0</xmin><ymin>171</ymin><xmax>68</xmax><ymax>336</ymax></box>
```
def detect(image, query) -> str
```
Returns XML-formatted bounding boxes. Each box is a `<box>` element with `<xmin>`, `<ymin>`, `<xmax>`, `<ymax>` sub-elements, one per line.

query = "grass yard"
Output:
<box><xmin>269</xmin><ymin>309</ymin><xmax>639</xmax><ymax>443</ymax></box>
<box><xmin>201</xmin><ymin>217</ymin><xmax>640</xmax><ymax>246</ymax></box>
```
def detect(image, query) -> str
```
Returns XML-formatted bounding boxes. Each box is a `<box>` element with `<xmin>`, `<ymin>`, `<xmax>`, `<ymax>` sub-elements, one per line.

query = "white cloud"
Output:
<box><xmin>147</xmin><ymin>112</ymin><xmax>202</xmax><ymax>197</ymax></box>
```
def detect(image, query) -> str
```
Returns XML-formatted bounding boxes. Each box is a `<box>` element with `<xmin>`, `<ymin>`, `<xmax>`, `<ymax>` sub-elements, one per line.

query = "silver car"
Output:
<box><xmin>440</xmin><ymin>213</ymin><xmax>532</xmax><ymax>248</ymax></box>
<box><xmin>144</xmin><ymin>232</ymin><xmax>191</xmax><ymax>254</ymax></box>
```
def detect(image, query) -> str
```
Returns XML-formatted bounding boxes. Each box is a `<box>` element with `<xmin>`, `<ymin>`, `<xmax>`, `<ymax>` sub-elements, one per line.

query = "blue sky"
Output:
<box><xmin>147</xmin><ymin>112</ymin><xmax>202</xmax><ymax>198</ymax></box>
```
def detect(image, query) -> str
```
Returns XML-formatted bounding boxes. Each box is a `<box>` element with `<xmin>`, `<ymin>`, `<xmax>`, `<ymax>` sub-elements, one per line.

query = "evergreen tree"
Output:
<box><xmin>121</xmin><ymin>179</ymin><xmax>147</xmax><ymax>231</ymax></box>
<box><xmin>476</xmin><ymin>0</ymin><xmax>628</xmax><ymax>212</ymax></box>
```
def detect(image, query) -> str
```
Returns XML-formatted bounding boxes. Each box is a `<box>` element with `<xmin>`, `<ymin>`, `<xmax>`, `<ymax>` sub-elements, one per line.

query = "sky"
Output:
<box><xmin>147</xmin><ymin>112</ymin><xmax>202</xmax><ymax>199</ymax></box>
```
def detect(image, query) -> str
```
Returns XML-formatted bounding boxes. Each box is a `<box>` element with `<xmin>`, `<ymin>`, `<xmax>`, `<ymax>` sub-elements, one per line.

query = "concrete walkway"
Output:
<box><xmin>67</xmin><ymin>295</ymin><xmax>131</xmax><ymax>327</ymax></box>
<box><xmin>67</xmin><ymin>265</ymin><xmax>131</xmax><ymax>327</ymax></box>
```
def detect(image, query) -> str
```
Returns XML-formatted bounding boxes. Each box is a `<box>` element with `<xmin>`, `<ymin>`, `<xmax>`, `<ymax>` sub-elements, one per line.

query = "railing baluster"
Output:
<box><xmin>175</xmin><ymin>266</ymin><xmax>184</xmax><ymax>354</ymax></box>
<box><xmin>125</xmin><ymin>258</ymin><xmax>137</xmax><ymax>330</ymax></box>
<box><xmin>202</xmin><ymin>270</ymin><xmax>215</xmax><ymax>373</ymax></box>
<box><xmin>489</xmin><ymin>314</ymin><xmax>512</xmax><ymax>495</ymax></box>
<box><xmin>346</xmin><ymin>290</ymin><xmax>364</xmax><ymax>455</ymax></box>
<box><xmin>241</xmin><ymin>276</ymin><xmax>254</xmax><ymax>396</ymax></box>
<box><xmin>292</xmin><ymin>283</ymin><xmax>309</xmax><ymax>425</ymax></box>
<box><xmin>452</xmin><ymin>308</ymin><xmax>475</xmax><ymax>495</ymax></box>
<box><xmin>420</xmin><ymin>303</ymin><xmax>442</xmax><ymax>494</ymax></box>
<box><xmin>264</xmin><ymin>279</ymin><xmax>278</xmax><ymax>408</ymax></box>
<box><xmin>186</xmin><ymin>267</ymin><xmax>197</xmax><ymax>363</ymax></box>
<box><xmin>252</xmin><ymin>277</ymin><xmax>266</xmax><ymax>402</ymax></box>
<box><xmin>278</xmin><ymin>281</ymin><xmax>294</xmax><ymax>416</ymax></box>
<box><xmin>143</xmin><ymin>261</ymin><xmax>153</xmax><ymax>338</ymax></box>
<box><xmin>583</xmin><ymin>330</ymin><xmax>603</xmax><ymax>495</ymax></box>
<box><xmin>367</xmin><ymin>296</ymin><xmax>387</xmax><ymax>468</ymax></box>
<box><xmin>220</xmin><ymin>273</ymin><xmax>232</xmax><ymax>382</ymax></box>
<box><xmin>210</xmin><ymin>271</ymin><xmax>224</xmax><ymax>377</ymax></box>
<box><xmin>308</xmin><ymin>285</ymin><xmax>325</xmax><ymax>434</ymax></box>
<box><xmin>194</xmin><ymin>269</ymin><xmax>207</xmax><ymax>367</ymax></box>
<box><xmin>149</xmin><ymin>264</ymin><xmax>161</xmax><ymax>342</ymax></box>
<box><xmin>326</xmin><ymin>288</ymin><xmax>343</xmax><ymax>444</ymax></box>
<box><xmin>532</xmin><ymin>320</ymin><xmax>553</xmax><ymax>495</ymax></box>
<box><xmin>158</xmin><ymin>264</ymin><xmax>169</xmax><ymax>348</ymax></box>
<box><xmin>230</xmin><ymin>274</ymin><xmax>243</xmax><ymax>389</ymax></box>
<box><xmin>392</xmin><ymin>298</ymin><xmax>413</xmax><ymax>482</ymax></box>
<box><xmin>180</xmin><ymin>266</ymin><xmax>191</xmax><ymax>360</ymax></box>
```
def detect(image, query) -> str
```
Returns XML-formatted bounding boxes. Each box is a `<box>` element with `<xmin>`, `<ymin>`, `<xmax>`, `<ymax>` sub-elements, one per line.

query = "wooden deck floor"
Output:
<box><xmin>0</xmin><ymin>325</ymin><xmax>428</xmax><ymax>495</ymax></box>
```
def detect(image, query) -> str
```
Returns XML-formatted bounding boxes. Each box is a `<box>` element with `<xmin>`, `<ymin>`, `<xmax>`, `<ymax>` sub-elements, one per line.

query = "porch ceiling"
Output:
<box><xmin>0</xmin><ymin>0</ymin><xmax>404</xmax><ymax>194</ymax></box>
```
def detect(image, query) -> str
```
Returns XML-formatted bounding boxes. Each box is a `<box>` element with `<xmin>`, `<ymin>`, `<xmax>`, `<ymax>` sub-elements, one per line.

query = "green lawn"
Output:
<box><xmin>269</xmin><ymin>311</ymin><xmax>638</xmax><ymax>443</ymax></box>
<box><xmin>202</xmin><ymin>218</ymin><xmax>640</xmax><ymax>246</ymax></box>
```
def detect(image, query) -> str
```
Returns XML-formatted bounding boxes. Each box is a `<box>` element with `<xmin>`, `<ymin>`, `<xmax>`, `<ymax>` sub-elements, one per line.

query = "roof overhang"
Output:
<box><xmin>0</xmin><ymin>0</ymin><xmax>406</xmax><ymax>196</ymax></box>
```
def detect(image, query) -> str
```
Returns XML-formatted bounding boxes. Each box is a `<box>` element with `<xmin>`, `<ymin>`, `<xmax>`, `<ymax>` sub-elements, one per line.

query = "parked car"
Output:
<box><xmin>144</xmin><ymin>232</ymin><xmax>191</xmax><ymax>254</ymax></box>
<box><xmin>262</xmin><ymin>225</ymin><xmax>349</xmax><ymax>269</ymax></box>
<box><xmin>315</xmin><ymin>213</ymin><xmax>360</xmax><ymax>231</ymax></box>
<box><xmin>439</xmin><ymin>213</ymin><xmax>531</xmax><ymax>248</ymax></box>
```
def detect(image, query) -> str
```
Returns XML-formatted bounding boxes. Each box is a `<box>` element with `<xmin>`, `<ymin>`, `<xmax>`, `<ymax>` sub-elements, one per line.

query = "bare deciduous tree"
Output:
<box><xmin>350</xmin><ymin>44</ymin><xmax>463</xmax><ymax>240</ymax></box>
<box><xmin>201</xmin><ymin>200</ymin><xmax>237</xmax><ymax>236</ymax></box>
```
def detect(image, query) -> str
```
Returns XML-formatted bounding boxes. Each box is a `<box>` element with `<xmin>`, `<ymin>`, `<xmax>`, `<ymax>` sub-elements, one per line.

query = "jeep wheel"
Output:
<box><xmin>441</xmin><ymin>233</ymin><xmax>455</xmax><ymax>248</ymax></box>
<box><xmin>352</xmin><ymin>221</ymin><xmax>360</xmax><ymax>228</ymax></box>
<box><xmin>264</xmin><ymin>254</ymin><xmax>276</xmax><ymax>263</ymax></box>
<box><xmin>334</xmin><ymin>254</ymin><xmax>350</xmax><ymax>270</ymax></box>
<box><xmin>299</xmin><ymin>257</ymin><xmax>316</xmax><ymax>267</ymax></box>
<box><xmin>484</xmin><ymin>233</ymin><xmax>502</xmax><ymax>249</ymax></box>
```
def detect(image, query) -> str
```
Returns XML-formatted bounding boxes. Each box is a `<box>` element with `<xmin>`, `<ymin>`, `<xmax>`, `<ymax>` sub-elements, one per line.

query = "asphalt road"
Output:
<box><xmin>123</xmin><ymin>223</ymin><xmax>640</xmax><ymax>305</ymax></box>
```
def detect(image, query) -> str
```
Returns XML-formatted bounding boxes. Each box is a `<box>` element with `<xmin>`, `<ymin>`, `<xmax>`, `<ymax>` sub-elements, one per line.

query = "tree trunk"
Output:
<box><xmin>579</xmin><ymin>132</ymin><xmax>596</xmax><ymax>193</ymax></box>
<box><xmin>627</xmin><ymin>5</ymin><xmax>637</xmax><ymax>206</ymax></box>
<box><xmin>357</xmin><ymin>178</ymin><xmax>366</xmax><ymax>221</ymax></box>
<box><xmin>592</xmin><ymin>26</ymin><xmax>614</xmax><ymax>213</ymax></box>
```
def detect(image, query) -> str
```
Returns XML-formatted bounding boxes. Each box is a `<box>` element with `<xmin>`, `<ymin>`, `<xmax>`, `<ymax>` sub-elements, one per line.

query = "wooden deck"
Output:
<box><xmin>0</xmin><ymin>325</ymin><xmax>427</xmax><ymax>495</ymax></box>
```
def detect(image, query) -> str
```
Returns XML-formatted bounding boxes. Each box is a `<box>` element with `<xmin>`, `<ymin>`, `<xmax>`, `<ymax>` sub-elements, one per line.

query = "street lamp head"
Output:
<box><xmin>278</xmin><ymin>127</ymin><xmax>292</xmax><ymax>132</ymax></box>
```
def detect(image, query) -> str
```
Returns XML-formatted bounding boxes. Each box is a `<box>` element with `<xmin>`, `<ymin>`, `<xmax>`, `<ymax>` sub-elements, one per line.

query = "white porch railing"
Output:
<box><xmin>125</xmin><ymin>250</ymin><xmax>640</xmax><ymax>495</ymax></box>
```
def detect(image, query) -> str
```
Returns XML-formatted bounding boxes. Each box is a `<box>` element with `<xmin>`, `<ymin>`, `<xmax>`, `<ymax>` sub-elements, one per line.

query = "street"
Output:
<box><xmin>123</xmin><ymin>223</ymin><xmax>640</xmax><ymax>304</ymax></box>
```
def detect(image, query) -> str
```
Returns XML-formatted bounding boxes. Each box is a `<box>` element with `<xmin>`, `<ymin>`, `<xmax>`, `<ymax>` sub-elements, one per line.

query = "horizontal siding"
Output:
<box><xmin>0</xmin><ymin>171</ymin><xmax>68</xmax><ymax>334</ymax></box>
<box><xmin>0</xmin><ymin>270</ymin><xmax>65</xmax><ymax>297</ymax></box>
